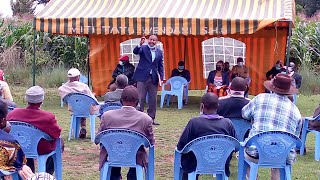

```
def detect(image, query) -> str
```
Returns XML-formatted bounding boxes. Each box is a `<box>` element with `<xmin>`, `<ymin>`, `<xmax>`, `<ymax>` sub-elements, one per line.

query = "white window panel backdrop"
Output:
<box><xmin>202</xmin><ymin>38</ymin><xmax>246</xmax><ymax>79</ymax></box>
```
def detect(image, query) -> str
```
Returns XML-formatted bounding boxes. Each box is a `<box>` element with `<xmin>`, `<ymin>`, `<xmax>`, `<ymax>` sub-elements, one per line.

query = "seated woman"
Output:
<box><xmin>0</xmin><ymin>70</ymin><xmax>13</xmax><ymax>102</ymax></box>
<box><xmin>0</xmin><ymin>101</ymin><xmax>33</xmax><ymax>180</ymax></box>
<box><xmin>206</xmin><ymin>60</ymin><xmax>230</xmax><ymax>97</ymax></box>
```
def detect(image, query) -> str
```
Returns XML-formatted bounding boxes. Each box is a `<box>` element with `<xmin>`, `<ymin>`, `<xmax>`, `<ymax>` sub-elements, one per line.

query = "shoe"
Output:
<box><xmin>183</xmin><ymin>100</ymin><xmax>187</xmax><ymax>105</ymax></box>
<box><xmin>79</xmin><ymin>128</ymin><xmax>87</xmax><ymax>139</ymax></box>
<box><xmin>295</xmin><ymin>147</ymin><xmax>307</xmax><ymax>155</ymax></box>
<box><xmin>152</xmin><ymin>121</ymin><xmax>160</xmax><ymax>125</ymax></box>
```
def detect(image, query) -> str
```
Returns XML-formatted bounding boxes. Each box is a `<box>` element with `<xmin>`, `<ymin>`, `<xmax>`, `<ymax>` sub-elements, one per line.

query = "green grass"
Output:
<box><xmin>11</xmin><ymin>88</ymin><xmax>320</xmax><ymax>180</ymax></box>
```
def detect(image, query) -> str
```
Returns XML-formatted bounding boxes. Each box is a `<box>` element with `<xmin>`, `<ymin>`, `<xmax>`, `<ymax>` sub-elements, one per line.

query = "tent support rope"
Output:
<box><xmin>32</xmin><ymin>28</ymin><xmax>36</xmax><ymax>86</ymax></box>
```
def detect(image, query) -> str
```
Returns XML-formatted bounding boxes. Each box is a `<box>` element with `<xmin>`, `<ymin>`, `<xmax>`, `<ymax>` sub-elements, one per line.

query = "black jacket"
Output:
<box><xmin>171</xmin><ymin>69</ymin><xmax>191</xmax><ymax>82</ymax></box>
<box><xmin>109</xmin><ymin>63</ymin><xmax>135</xmax><ymax>87</ymax></box>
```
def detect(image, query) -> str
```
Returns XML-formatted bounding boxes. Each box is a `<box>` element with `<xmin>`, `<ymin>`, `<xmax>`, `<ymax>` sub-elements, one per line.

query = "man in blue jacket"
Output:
<box><xmin>133</xmin><ymin>35</ymin><xmax>164</xmax><ymax>125</ymax></box>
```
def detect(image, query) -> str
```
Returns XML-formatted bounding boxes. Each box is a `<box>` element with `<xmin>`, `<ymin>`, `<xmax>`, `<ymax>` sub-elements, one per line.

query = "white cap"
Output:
<box><xmin>67</xmin><ymin>68</ymin><xmax>81</xmax><ymax>78</ymax></box>
<box><xmin>25</xmin><ymin>86</ymin><xmax>44</xmax><ymax>103</ymax></box>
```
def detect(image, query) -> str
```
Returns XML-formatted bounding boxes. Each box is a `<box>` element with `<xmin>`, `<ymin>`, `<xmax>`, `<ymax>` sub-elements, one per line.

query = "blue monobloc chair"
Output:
<box><xmin>9</xmin><ymin>121</ymin><xmax>63</xmax><ymax>180</ymax></box>
<box><xmin>173</xmin><ymin>135</ymin><xmax>240</xmax><ymax>180</ymax></box>
<box><xmin>238</xmin><ymin>131</ymin><xmax>301</xmax><ymax>180</ymax></box>
<box><xmin>160</xmin><ymin>77</ymin><xmax>188</xmax><ymax>109</ymax></box>
<box><xmin>95</xmin><ymin>129</ymin><xmax>155</xmax><ymax>180</ymax></box>
<box><xmin>8</xmin><ymin>106</ymin><xmax>15</xmax><ymax>113</ymax></box>
<box><xmin>99</xmin><ymin>103</ymin><xmax>122</xmax><ymax>117</ymax></box>
<box><xmin>300</xmin><ymin>114</ymin><xmax>320</xmax><ymax>161</ymax></box>
<box><xmin>60</xmin><ymin>74</ymin><xmax>89</xmax><ymax>107</ymax></box>
<box><xmin>230</xmin><ymin>118</ymin><xmax>251</xmax><ymax>142</ymax></box>
<box><xmin>63</xmin><ymin>92</ymin><xmax>99</xmax><ymax>142</ymax></box>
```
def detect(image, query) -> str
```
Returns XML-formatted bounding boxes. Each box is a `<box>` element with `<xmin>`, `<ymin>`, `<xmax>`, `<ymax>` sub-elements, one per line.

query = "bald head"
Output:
<box><xmin>148</xmin><ymin>35</ymin><xmax>158</xmax><ymax>47</ymax></box>
<box><xmin>115</xmin><ymin>74</ymin><xmax>128</xmax><ymax>89</ymax></box>
<box><xmin>121</xmin><ymin>85</ymin><xmax>139</xmax><ymax>106</ymax></box>
<box><xmin>230</xmin><ymin>77</ymin><xmax>247</xmax><ymax>91</ymax></box>
<box><xmin>201</xmin><ymin>93</ymin><xmax>219</xmax><ymax>113</ymax></box>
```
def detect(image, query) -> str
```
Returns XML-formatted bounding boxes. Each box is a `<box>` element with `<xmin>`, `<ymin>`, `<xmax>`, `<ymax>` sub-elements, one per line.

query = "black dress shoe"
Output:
<box><xmin>152</xmin><ymin>121</ymin><xmax>160</xmax><ymax>125</ymax></box>
<box><xmin>79</xmin><ymin>128</ymin><xmax>87</xmax><ymax>139</ymax></box>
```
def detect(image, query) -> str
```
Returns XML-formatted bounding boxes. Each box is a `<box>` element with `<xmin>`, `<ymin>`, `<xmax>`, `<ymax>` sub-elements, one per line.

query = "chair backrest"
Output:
<box><xmin>180</xmin><ymin>135</ymin><xmax>240</xmax><ymax>174</ymax></box>
<box><xmin>9</xmin><ymin>121</ymin><xmax>52</xmax><ymax>158</ymax></box>
<box><xmin>99</xmin><ymin>103</ymin><xmax>122</xmax><ymax>115</ymax></box>
<box><xmin>167</xmin><ymin>76</ymin><xmax>188</xmax><ymax>91</ymax></box>
<box><xmin>79</xmin><ymin>74</ymin><xmax>88</xmax><ymax>84</ymax></box>
<box><xmin>63</xmin><ymin>93</ymin><xmax>99</xmax><ymax>116</ymax></box>
<box><xmin>95</xmin><ymin>129</ymin><xmax>152</xmax><ymax>167</ymax></box>
<box><xmin>313</xmin><ymin>114</ymin><xmax>320</xmax><ymax>121</ymax></box>
<box><xmin>245</xmin><ymin>131</ymin><xmax>301</xmax><ymax>166</ymax></box>
<box><xmin>229</xmin><ymin>118</ymin><xmax>251</xmax><ymax>142</ymax></box>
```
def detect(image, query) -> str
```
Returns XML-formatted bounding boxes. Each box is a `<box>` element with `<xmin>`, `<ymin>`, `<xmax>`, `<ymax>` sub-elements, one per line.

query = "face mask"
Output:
<box><xmin>281</xmin><ymin>71</ymin><xmax>287</xmax><ymax>75</ymax></box>
<box><xmin>275</xmin><ymin>64</ymin><xmax>281</xmax><ymax>70</ymax></box>
<box><xmin>148</xmin><ymin>45</ymin><xmax>156</xmax><ymax>50</ymax></box>
<box><xmin>224</xmin><ymin>67</ymin><xmax>229</xmax><ymax>71</ymax></box>
<box><xmin>237</xmin><ymin>62</ymin><xmax>243</xmax><ymax>67</ymax></box>
<box><xmin>216</xmin><ymin>66</ymin><xmax>222</xmax><ymax>71</ymax></box>
<box><xmin>178</xmin><ymin>66</ymin><xmax>184</xmax><ymax>70</ymax></box>
<box><xmin>119</xmin><ymin>61</ymin><xmax>124</xmax><ymax>66</ymax></box>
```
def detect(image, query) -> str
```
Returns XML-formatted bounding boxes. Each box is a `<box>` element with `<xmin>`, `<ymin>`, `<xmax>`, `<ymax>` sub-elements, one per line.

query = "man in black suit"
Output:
<box><xmin>133</xmin><ymin>35</ymin><xmax>164</xmax><ymax>125</ymax></box>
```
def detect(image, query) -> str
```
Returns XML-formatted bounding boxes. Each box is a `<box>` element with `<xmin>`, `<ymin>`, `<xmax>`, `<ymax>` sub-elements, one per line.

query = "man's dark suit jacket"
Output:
<box><xmin>132</xmin><ymin>45</ymin><xmax>164</xmax><ymax>85</ymax></box>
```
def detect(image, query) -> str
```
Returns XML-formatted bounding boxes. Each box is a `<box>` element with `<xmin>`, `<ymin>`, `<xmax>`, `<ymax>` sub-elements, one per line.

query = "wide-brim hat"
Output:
<box><xmin>264</xmin><ymin>74</ymin><xmax>298</xmax><ymax>95</ymax></box>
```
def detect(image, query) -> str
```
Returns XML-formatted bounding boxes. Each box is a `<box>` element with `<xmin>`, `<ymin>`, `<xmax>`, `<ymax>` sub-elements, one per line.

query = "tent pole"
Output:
<box><xmin>87</xmin><ymin>36</ymin><xmax>90</xmax><ymax>86</ymax></box>
<box><xmin>32</xmin><ymin>29</ymin><xmax>36</xmax><ymax>86</ymax></box>
<box><xmin>285</xmin><ymin>22</ymin><xmax>293</xmax><ymax>72</ymax></box>
<box><xmin>184</xmin><ymin>36</ymin><xmax>187</xmax><ymax>62</ymax></box>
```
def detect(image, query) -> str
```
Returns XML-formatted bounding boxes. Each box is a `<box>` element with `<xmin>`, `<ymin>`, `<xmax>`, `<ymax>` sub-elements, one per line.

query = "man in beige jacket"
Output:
<box><xmin>58</xmin><ymin>68</ymin><xmax>97</xmax><ymax>138</ymax></box>
<box><xmin>99</xmin><ymin>86</ymin><xmax>155</xmax><ymax>179</ymax></box>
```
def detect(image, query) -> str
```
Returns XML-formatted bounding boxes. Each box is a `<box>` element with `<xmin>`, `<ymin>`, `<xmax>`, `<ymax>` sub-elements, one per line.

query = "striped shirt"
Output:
<box><xmin>242</xmin><ymin>93</ymin><xmax>302</xmax><ymax>138</ymax></box>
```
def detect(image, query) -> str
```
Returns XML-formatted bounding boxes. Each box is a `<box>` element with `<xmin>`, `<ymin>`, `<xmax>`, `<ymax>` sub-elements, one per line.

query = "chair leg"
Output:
<box><xmin>37</xmin><ymin>156</ymin><xmax>47</xmax><ymax>172</ymax></box>
<box><xmin>216</xmin><ymin>174</ymin><xmax>223</xmax><ymax>180</ymax></box>
<box><xmin>285</xmin><ymin>166</ymin><xmax>292</xmax><ymax>180</ymax></box>
<box><xmin>68</xmin><ymin>115</ymin><xmax>74</xmax><ymax>141</ymax></box>
<box><xmin>300</xmin><ymin>122</ymin><xmax>309</xmax><ymax>156</ymax></box>
<box><xmin>53</xmin><ymin>143</ymin><xmax>63</xmax><ymax>180</ymax></box>
<box><xmin>166</xmin><ymin>95</ymin><xmax>171</xmax><ymax>107</ymax></box>
<box><xmin>90</xmin><ymin>115</ymin><xmax>96</xmax><ymax>142</ymax></box>
<box><xmin>177</xmin><ymin>95</ymin><xmax>182</xmax><ymax>109</ymax></box>
<box><xmin>136</xmin><ymin>165</ymin><xmax>144</xmax><ymax>180</ymax></box>
<box><xmin>160</xmin><ymin>93</ymin><xmax>166</xmax><ymax>108</ymax></box>
<box><xmin>249</xmin><ymin>164</ymin><xmax>258</xmax><ymax>180</ymax></box>
<box><xmin>315</xmin><ymin>132</ymin><xmax>320</xmax><ymax>161</ymax></box>
<box><xmin>188</xmin><ymin>172</ymin><xmax>197</xmax><ymax>180</ymax></box>
<box><xmin>100</xmin><ymin>163</ymin><xmax>110</xmax><ymax>180</ymax></box>
<box><xmin>74</xmin><ymin>117</ymin><xmax>81</xmax><ymax>138</ymax></box>
<box><xmin>60</xmin><ymin>99</ymin><xmax>64</xmax><ymax>107</ymax></box>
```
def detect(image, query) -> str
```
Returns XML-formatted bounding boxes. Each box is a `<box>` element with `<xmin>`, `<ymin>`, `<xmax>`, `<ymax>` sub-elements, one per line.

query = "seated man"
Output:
<box><xmin>170</xmin><ymin>61</ymin><xmax>191</xmax><ymax>104</ymax></box>
<box><xmin>231</xmin><ymin>57</ymin><xmax>249</xmax><ymax>80</ymax></box>
<box><xmin>99</xmin><ymin>86</ymin><xmax>154</xmax><ymax>180</ymax></box>
<box><xmin>218</xmin><ymin>77</ymin><xmax>250</xmax><ymax>119</ymax></box>
<box><xmin>242</xmin><ymin>74</ymin><xmax>302</xmax><ymax>179</ymax></box>
<box><xmin>58</xmin><ymin>68</ymin><xmax>97</xmax><ymax>138</ymax></box>
<box><xmin>108</xmin><ymin>55</ymin><xmax>135</xmax><ymax>88</ymax></box>
<box><xmin>0</xmin><ymin>101</ymin><xmax>34</xmax><ymax>180</ymax></box>
<box><xmin>7</xmin><ymin>86</ymin><xmax>62</xmax><ymax>176</ymax></box>
<box><xmin>104</xmin><ymin>74</ymin><xmax>128</xmax><ymax>104</ymax></box>
<box><xmin>177</xmin><ymin>93</ymin><xmax>236</xmax><ymax>179</ymax></box>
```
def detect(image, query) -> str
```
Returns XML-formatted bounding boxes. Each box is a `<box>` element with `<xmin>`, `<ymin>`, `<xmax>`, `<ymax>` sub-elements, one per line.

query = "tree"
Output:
<box><xmin>10</xmin><ymin>0</ymin><xmax>34</xmax><ymax>17</ymax></box>
<box><xmin>296</xmin><ymin>0</ymin><xmax>320</xmax><ymax>17</ymax></box>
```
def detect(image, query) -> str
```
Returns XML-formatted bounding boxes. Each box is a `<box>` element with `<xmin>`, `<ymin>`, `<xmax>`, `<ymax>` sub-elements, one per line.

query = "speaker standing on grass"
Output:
<box><xmin>132</xmin><ymin>35</ymin><xmax>164</xmax><ymax>125</ymax></box>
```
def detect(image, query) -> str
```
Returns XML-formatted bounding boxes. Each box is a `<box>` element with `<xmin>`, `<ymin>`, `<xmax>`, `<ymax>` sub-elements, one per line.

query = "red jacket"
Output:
<box><xmin>7</xmin><ymin>104</ymin><xmax>62</xmax><ymax>155</ymax></box>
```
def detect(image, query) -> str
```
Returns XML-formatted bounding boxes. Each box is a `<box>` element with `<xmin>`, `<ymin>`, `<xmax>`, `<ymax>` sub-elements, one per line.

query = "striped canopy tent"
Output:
<box><xmin>34</xmin><ymin>0</ymin><xmax>295</xmax><ymax>96</ymax></box>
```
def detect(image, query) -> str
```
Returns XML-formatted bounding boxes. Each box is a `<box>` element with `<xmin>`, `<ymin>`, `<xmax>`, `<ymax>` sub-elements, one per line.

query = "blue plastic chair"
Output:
<box><xmin>238</xmin><ymin>131</ymin><xmax>301</xmax><ymax>180</ymax></box>
<box><xmin>174</xmin><ymin>135</ymin><xmax>240</xmax><ymax>180</ymax></box>
<box><xmin>160</xmin><ymin>77</ymin><xmax>188</xmax><ymax>109</ymax></box>
<box><xmin>63</xmin><ymin>92</ymin><xmax>99</xmax><ymax>142</ymax></box>
<box><xmin>0</xmin><ymin>172</ymin><xmax>19</xmax><ymax>180</ymax></box>
<box><xmin>9</xmin><ymin>121</ymin><xmax>63</xmax><ymax>180</ymax></box>
<box><xmin>230</xmin><ymin>118</ymin><xmax>251</xmax><ymax>142</ymax></box>
<box><xmin>99</xmin><ymin>103</ymin><xmax>122</xmax><ymax>116</ymax></box>
<box><xmin>299</xmin><ymin>114</ymin><xmax>320</xmax><ymax>161</ymax></box>
<box><xmin>60</xmin><ymin>74</ymin><xmax>89</xmax><ymax>107</ymax></box>
<box><xmin>293</xmin><ymin>94</ymin><xmax>297</xmax><ymax>105</ymax></box>
<box><xmin>94</xmin><ymin>129</ymin><xmax>155</xmax><ymax>180</ymax></box>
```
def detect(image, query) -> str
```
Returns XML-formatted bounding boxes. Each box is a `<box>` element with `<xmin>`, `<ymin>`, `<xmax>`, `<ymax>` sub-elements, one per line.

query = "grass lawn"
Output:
<box><xmin>10</xmin><ymin>87</ymin><xmax>320</xmax><ymax>180</ymax></box>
